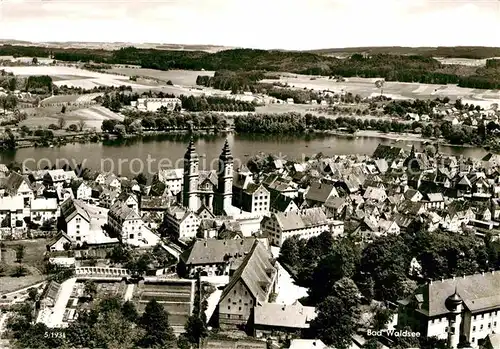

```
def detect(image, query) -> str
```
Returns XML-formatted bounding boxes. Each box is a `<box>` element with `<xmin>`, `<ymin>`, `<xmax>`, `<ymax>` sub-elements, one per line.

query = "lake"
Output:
<box><xmin>0</xmin><ymin>133</ymin><xmax>488</xmax><ymax>178</ymax></box>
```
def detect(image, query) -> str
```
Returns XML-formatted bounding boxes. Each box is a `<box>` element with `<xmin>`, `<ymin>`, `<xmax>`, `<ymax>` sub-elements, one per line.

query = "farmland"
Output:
<box><xmin>1</xmin><ymin>66</ymin><xmax>152</xmax><ymax>89</ymax></box>
<box><xmin>18</xmin><ymin>106</ymin><xmax>123</xmax><ymax>130</ymax></box>
<box><xmin>261</xmin><ymin>73</ymin><xmax>500</xmax><ymax>105</ymax></box>
<box><xmin>105</xmin><ymin>67</ymin><xmax>215</xmax><ymax>86</ymax></box>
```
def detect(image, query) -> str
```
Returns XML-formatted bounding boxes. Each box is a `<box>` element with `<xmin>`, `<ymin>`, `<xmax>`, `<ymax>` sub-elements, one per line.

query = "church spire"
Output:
<box><xmin>184</xmin><ymin>137</ymin><xmax>198</xmax><ymax>160</ymax></box>
<box><xmin>219</xmin><ymin>139</ymin><xmax>233</xmax><ymax>161</ymax></box>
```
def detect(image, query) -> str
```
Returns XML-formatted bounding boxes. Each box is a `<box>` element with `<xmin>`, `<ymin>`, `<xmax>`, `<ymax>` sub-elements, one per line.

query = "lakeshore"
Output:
<box><xmin>1</xmin><ymin>132</ymin><xmax>488</xmax><ymax>177</ymax></box>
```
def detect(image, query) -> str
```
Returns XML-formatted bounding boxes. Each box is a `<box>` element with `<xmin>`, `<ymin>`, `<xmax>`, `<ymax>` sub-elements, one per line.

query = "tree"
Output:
<box><xmin>121</xmin><ymin>300</ymin><xmax>139</xmax><ymax>323</ymax></box>
<box><xmin>68</xmin><ymin>124</ymin><xmax>78</xmax><ymax>132</ymax></box>
<box><xmin>308</xmin><ymin>238</ymin><xmax>361</xmax><ymax>304</ymax></box>
<box><xmin>139</xmin><ymin>300</ymin><xmax>176</xmax><ymax>348</ymax></box>
<box><xmin>358</xmin><ymin>235</ymin><xmax>410</xmax><ymax>302</ymax></box>
<box><xmin>134</xmin><ymin>173</ymin><xmax>148</xmax><ymax>186</ymax></box>
<box><xmin>363</xmin><ymin>338</ymin><xmax>381</xmax><ymax>349</ymax></box>
<box><xmin>375</xmin><ymin>80</ymin><xmax>385</xmax><ymax>96</ymax></box>
<box><xmin>78</xmin><ymin>119</ymin><xmax>86</xmax><ymax>131</ymax></box>
<box><xmin>61</xmin><ymin>105</ymin><xmax>66</xmax><ymax>113</ymax></box>
<box><xmin>93</xmin><ymin>309</ymin><xmax>138</xmax><ymax>349</ymax></box>
<box><xmin>83</xmin><ymin>280</ymin><xmax>98</xmax><ymax>300</ymax></box>
<box><xmin>279</xmin><ymin>236</ymin><xmax>300</xmax><ymax>266</ymax></box>
<box><xmin>15</xmin><ymin>245</ymin><xmax>25</xmax><ymax>263</ymax></box>
<box><xmin>309</xmin><ymin>278</ymin><xmax>360</xmax><ymax>349</ymax></box>
<box><xmin>13</xmin><ymin>109</ymin><xmax>27</xmax><ymax>123</ymax></box>
<box><xmin>32</xmin><ymin>57</ymin><xmax>38</xmax><ymax>65</ymax></box>
<box><xmin>57</xmin><ymin>116</ymin><xmax>66</xmax><ymax>129</ymax></box>
<box><xmin>372</xmin><ymin>306</ymin><xmax>393</xmax><ymax>330</ymax></box>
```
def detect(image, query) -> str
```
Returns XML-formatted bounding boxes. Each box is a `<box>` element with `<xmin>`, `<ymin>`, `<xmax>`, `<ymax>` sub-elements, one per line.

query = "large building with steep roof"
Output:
<box><xmin>398</xmin><ymin>271</ymin><xmax>500</xmax><ymax>348</ymax></box>
<box><xmin>262</xmin><ymin>207</ymin><xmax>332</xmax><ymax>246</ymax></box>
<box><xmin>218</xmin><ymin>240</ymin><xmax>277</xmax><ymax>329</ymax></box>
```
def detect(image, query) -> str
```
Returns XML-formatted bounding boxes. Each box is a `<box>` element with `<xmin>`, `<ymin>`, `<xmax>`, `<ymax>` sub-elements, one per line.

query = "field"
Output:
<box><xmin>19</xmin><ymin>105</ymin><xmax>123</xmax><ymax>130</ymax></box>
<box><xmin>1</xmin><ymin>66</ymin><xmax>152</xmax><ymax>89</ymax></box>
<box><xmin>0</xmin><ymin>239</ymin><xmax>50</xmax><ymax>294</ymax></box>
<box><xmin>105</xmin><ymin>67</ymin><xmax>215</xmax><ymax>86</ymax></box>
<box><xmin>40</xmin><ymin>93</ymin><xmax>104</xmax><ymax>106</ymax></box>
<box><xmin>262</xmin><ymin>74</ymin><xmax>500</xmax><ymax>105</ymax></box>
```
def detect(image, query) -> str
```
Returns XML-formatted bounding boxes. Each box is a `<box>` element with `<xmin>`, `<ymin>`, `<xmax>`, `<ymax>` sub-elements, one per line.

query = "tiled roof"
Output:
<box><xmin>199</xmin><ymin>170</ymin><xmax>217</xmax><ymax>186</ymax></box>
<box><xmin>253</xmin><ymin>302</ymin><xmax>317</xmax><ymax>329</ymax></box>
<box><xmin>5</xmin><ymin>172</ymin><xmax>29</xmax><ymax>193</ymax></box>
<box><xmin>410</xmin><ymin>272</ymin><xmax>500</xmax><ymax>317</ymax></box>
<box><xmin>60</xmin><ymin>199</ymin><xmax>90</xmax><ymax>223</ymax></box>
<box><xmin>305</xmin><ymin>181</ymin><xmax>336</xmax><ymax>203</ymax></box>
<box><xmin>109</xmin><ymin>202</ymin><xmax>140</xmax><ymax>221</ymax></box>
<box><xmin>274</xmin><ymin>208</ymin><xmax>328</xmax><ymax>231</ymax></box>
<box><xmin>182</xmin><ymin>237</ymin><xmax>257</xmax><ymax>265</ymax></box>
<box><xmin>220</xmin><ymin>240</ymin><xmax>275</xmax><ymax>304</ymax></box>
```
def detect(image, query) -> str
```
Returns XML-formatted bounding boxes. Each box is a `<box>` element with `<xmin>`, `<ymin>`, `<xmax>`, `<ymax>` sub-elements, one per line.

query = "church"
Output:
<box><xmin>164</xmin><ymin>138</ymin><xmax>268</xmax><ymax>240</ymax></box>
<box><xmin>182</xmin><ymin>138</ymin><xmax>233</xmax><ymax>216</ymax></box>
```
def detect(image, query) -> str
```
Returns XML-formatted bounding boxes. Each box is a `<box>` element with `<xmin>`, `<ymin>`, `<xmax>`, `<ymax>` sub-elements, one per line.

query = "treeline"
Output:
<box><xmin>322</xmin><ymin>54</ymin><xmax>500</xmax><ymax>89</ymax></box>
<box><xmin>196</xmin><ymin>70</ymin><xmax>265</xmax><ymax>93</ymax></box>
<box><xmin>179</xmin><ymin>95</ymin><xmax>255</xmax><ymax>112</ymax></box>
<box><xmin>54</xmin><ymin>84</ymin><xmax>132</xmax><ymax>95</ymax></box>
<box><xmin>2</xmin><ymin>45</ymin><xmax>500</xmax><ymax>89</ymax></box>
<box><xmin>102</xmin><ymin>112</ymin><xmax>228</xmax><ymax>134</ymax></box>
<box><xmin>268</xmin><ymin>87</ymin><xmax>322</xmax><ymax>104</ymax></box>
<box><xmin>309</xmin><ymin>46</ymin><xmax>500</xmax><ymax>59</ymax></box>
<box><xmin>25</xmin><ymin>75</ymin><xmax>53</xmax><ymax>93</ymax></box>
<box><xmin>233</xmin><ymin>113</ymin><xmax>494</xmax><ymax>147</ymax></box>
<box><xmin>233</xmin><ymin>113</ymin><xmax>416</xmax><ymax>134</ymax></box>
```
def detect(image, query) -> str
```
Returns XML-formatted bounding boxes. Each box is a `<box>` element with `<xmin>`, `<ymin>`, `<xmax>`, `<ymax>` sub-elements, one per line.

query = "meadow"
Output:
<box><xmin>105</xmin><ymin>67</ymin><xmax>215</xmax><ymax>86</ymax></box>
<box><xmin>262</xmin><ymin>74</ymin><xmax>500</xmax><ymax>104</ymax></box>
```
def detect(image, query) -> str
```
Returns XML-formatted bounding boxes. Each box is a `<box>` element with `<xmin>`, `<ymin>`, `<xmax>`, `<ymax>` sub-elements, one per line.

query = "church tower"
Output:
<box><xmin>215</xmin><ymin>139</ymin><xmax>233</xmax><ymax>216</ymax></box>
<box><xmin>183</xmin><ymin>138</ymin><xmax>199</xmax><ymax>211</ymax></box>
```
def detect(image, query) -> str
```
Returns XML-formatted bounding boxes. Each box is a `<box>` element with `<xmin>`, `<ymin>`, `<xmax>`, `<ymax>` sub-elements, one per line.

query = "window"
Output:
<box><xmin>472</xmin><ymin>338</ymin><xmax>475</xmax><ymax>343</ymax></box>
<box><xmin>495</xmin><ymin>322</ymin><xmax>498</xmax><ymax>327</ymax></box>
<box><xmin>239</xmin><ymin>307</ymin><xmax>241</xmax><ymax>311</ymax></box>
<box><xmin>76</xmin><ymin>237</ymin><xmax>81</xmax><ymax>241</ymax></box>
<box><xmin>228</xmin><ymin>306</ymin><xmax>230</xmax><ymax>310</ymax></box>
<box><xmin>129</xmin><ymin>234</ymin><xmax>134</xmax><ymax>239</ymax></box>
<box><xmin>431</xmin><ymin>319</ymin><xmax>435</xmax><ymax>324</ymax></box>
<box><xmin>228</xmin><ymin>298</ymin><xmax>231</xmax><ymax>303</ymax></box>
<box><xmin>239</xmin><ymin>315</ymin><xmax>242</xmax><ymax>319</ymax></box>
<box><xmin>445</xmin><ymin>327</ymin><xmax>448</xmax><ymax>332</ymax></box>
<box><xmin>473</xmin><ymin>326</ymin><xmax>476</xmax><ymax>332</ymax></box>
<box><xmin>482</xmin><ymin>314</ymin><xmax>485</xmax><ymax>319</ymax></box>
<box><xmin>489</xmin><ymin>323</ymin><xmax>491</xmax><ymax>329</ymax></box>
<box><xmin>481</xmin><ymin>325</ymin><xmax>484</xmax><ymax>330</ymax></box>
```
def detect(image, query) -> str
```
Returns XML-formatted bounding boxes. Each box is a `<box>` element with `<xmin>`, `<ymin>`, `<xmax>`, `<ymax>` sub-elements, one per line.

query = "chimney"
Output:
<box><xmin>482</xmin><ymin>272</ymin><xmax>485</xmax><ymax>276</ymax></box>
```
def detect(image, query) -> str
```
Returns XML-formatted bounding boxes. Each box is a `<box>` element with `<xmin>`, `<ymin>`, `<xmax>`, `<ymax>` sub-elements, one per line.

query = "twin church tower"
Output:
<box><xmin>182</xmin><ymin>138</ymin><xmax>233</xmax><ymax>216</ymax></box>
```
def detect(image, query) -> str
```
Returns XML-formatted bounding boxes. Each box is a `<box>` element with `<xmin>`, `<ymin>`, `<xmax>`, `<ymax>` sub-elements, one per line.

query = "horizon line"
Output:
<box><xmin>1</xmin><ymin>39</ymin><xmax>500</xmax><ymax>52</ymax></box>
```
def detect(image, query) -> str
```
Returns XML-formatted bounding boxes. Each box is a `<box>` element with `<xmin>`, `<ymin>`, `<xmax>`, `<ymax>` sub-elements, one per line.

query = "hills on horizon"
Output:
<box><xmin>1</xmin><ymin>39</ymin><xmax>500</xmax><ymax>59</ymax></box>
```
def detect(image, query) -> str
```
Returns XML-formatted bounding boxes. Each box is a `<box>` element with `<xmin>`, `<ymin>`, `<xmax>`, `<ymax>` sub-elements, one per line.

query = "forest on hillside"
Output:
<box><xmin>1</xmin><ymin>45</ymin><xmax>500</xmax><ymax>89</ymax></box>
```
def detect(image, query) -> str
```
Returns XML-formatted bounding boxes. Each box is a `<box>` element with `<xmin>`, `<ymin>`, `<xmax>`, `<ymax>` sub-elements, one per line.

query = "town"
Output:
<box><xmin>1</xmin><ymin>133</ymin><xmax>500</xmax><ymax>349</ymax></box>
